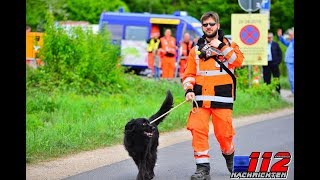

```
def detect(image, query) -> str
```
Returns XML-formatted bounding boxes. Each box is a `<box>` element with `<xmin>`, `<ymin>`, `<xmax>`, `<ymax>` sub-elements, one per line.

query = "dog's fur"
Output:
<box><xmin>124</xmin><ymin>90</ymin><xmax>174</xmax><ymax>180</ymax></box>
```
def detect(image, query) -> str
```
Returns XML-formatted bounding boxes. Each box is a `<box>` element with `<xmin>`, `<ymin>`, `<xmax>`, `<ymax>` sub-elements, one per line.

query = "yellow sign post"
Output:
<box><xmin>231</xmin><ymin>13</ymin><xmax>268</xmax><ymax>65</ymax></box>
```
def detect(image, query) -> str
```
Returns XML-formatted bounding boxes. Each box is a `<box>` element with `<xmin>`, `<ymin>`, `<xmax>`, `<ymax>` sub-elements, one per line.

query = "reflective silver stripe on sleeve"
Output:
<box><xmin>195</xmin><ymin>157</ymin><xmax>210</xmax><ymax>164</ymax></box>
<box><xmin>183</xmin><ymin>82</ymin><xmax>192</xmax><ymax>91</ymax></box>
<box><xmin>194</xmin><ymin>150</ymin><xmax>209</xmax><ymax>156</ymax></box>
<box><xmin>195</xmin><ymin>95</ymin><xmax>234</xmax><ymax>103</ymax></box>
<box><xmin>222</xmin><ymin>47</ymin><xmax>232</xmax><ymax>56</ymax></box>
<box><xmin>195</xmin><ymin>46</ymin><xmax>200</xmax><ymax>63</ymax></box>
<box><xmin>195</xmin><ymin>45</ymin><xmax>199</xmax><ymax>60</ymax></box>
<box><xmin>228</xmin><ymin>53</ymin><xmax>237</xmax><ymax>64</ymax></box>
<box><xmin>182</xmin><ymin>77</ymin><xmax>195</xmax><ymax>84</ymax></box>
<box><xmin>195</xmin><ymin>46</ymin><xmax>201</xmax><ymax>73</ymax></box>
<box><xmin>183</xmin><ymin>77</ymin><xmax>195</xmax><ymax>91</ymax></box>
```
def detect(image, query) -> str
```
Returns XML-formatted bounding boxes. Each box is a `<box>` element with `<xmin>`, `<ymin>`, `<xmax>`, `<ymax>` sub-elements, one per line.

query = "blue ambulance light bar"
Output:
<box><xmin>173</xmin><ymin>11</ymin><xmax>188</xmax><ymax>16</ymax></box>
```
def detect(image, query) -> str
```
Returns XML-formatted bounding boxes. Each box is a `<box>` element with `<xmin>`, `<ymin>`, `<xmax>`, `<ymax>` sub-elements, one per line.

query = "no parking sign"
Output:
<box><xmin>231</xmin><ymin>14</ymin><xmax>268</xmax><ymax>65</ymax></box>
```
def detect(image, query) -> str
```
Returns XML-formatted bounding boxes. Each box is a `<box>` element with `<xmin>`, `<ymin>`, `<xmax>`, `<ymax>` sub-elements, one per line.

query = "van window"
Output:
<box><xmin>104</xmin><ymin>24</ymin><xmax>123</xmax><ymax>40</ymax></box>
<box><xmin>125</xmin><ymin>26</ymin><xmax>148</xmax><ymax>41</ymax></box>
<box><xmin>185</xmin><ymin>29</ymin><xmax>199</xmax><ymax>41</ymax></box>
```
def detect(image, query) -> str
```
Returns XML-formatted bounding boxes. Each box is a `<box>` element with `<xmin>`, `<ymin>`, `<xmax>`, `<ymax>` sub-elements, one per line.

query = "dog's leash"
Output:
<box><xmin>150</xmin><ymin>98</ymin><xmax>199</xmax><ymax>124</ymax></box>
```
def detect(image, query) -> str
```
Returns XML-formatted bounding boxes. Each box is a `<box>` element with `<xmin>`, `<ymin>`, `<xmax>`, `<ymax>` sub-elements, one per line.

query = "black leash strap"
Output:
<box><xmin>213</xmin><ymin>56</ymin><xmax>237</xmax><ymax>101</ymax></box>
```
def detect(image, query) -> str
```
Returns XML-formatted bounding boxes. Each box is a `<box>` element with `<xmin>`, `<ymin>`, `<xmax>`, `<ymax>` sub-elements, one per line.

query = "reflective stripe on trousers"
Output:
<box><xmin>187</xmin><ymin>107</ymin><xmax>235</xmax><ymax>161</ymax></box>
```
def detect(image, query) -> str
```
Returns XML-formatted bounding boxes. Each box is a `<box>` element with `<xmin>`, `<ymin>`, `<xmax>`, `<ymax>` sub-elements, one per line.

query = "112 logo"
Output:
<box><xmin>231</xmin><ymin>151</ymin><xmax>292</xmax><ymax>179</ymax></box>
<box><xmin>248</xmin><ymin>152</ymin><xmax>291</xmax><ymax>172</ymax></box>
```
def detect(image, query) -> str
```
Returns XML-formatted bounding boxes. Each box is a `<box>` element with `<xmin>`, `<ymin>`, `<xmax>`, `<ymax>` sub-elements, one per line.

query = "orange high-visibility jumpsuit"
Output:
<box><xmin>179</xmin><ymin>41</ymin><xmax>194</xmax><ymax>79</ymax></box>
<box><xmin>159</xmin><ymin>36</ymin><xmax>177</xmax><ymax>78</ymax></box>
<box><xmin>147</xmin><ymin>38</ymin><xmax>160</xmax><ymax>74</ymax></box>
<box><xmin>182</xmin><ymin>37</ymin><xmax>244</xmax><ymax>164</ymax></box>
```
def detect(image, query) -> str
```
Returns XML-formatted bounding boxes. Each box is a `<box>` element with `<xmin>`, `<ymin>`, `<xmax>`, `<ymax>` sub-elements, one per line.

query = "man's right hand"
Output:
<box><xmin>186</xmin><ymin>92</ymin><xmax>195</xmax><ymax>102</ymax></box>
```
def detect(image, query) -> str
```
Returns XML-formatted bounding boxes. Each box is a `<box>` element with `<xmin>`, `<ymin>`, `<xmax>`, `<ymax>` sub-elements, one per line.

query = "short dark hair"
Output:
<box><xmin>200</xmin><ymin>11</ymin><xmax>219</xmax><ymax>24</ymax></box>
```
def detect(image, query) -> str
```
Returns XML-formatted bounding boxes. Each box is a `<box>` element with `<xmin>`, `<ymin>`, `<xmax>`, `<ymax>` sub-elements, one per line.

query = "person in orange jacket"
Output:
<box><xmin>182</xmin><ymin>11</ymin><xmax>244</xmax><ymax>179</ymax></box>
<box><xmin>158</xmin><ymin>29</ymin><xmax>178</xmax><ymax>79</ymax></box>
<box><xmin>178</xmin><ymin>32</ymin><xmax>195</xmax><ymax>80</ymax></box>
<box><xmin>146</xmin><ymin>32</ymin><xmax>160</xmax><ymax>76</ymax></box>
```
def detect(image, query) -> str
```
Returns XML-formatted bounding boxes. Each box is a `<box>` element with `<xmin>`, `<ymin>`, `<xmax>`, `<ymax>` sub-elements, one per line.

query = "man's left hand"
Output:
<box><xmin>208</xmin><ymin>39</ymin><xmax>222</xmax><ymax>48</ymax></box>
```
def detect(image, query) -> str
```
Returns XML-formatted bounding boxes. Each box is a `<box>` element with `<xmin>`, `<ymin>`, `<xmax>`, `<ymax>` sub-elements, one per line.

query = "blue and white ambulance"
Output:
<box><xmin>99</xmin><ymin>10</ymin><xmax>203</xmax><ymax>74</ymax></box>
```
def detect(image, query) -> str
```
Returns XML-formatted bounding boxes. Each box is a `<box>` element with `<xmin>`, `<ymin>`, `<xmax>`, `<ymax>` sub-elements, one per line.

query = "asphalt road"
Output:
<box><xmin>64</xmin><ymin>113</ymin><xmax>294</xmax><ymax>180</ymax></box>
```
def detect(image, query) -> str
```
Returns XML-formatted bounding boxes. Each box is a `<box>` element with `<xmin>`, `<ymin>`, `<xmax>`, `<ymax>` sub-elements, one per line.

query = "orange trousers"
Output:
<box><xmin>161</xmin><ymin>56</ymin><xmax>175</xmax><ymax>78</ymax></box>
<box><xmin>179</xmin><ymin>59</ymin><xmax>187</xmax><ymax>79</ymax></box>
<box><xmin>186</xmin><ymin>108</ymin><xmax>235</xmax><ymax>164</ymax></box>
<box><xmin>148</xmin><ymin>53</ymin><xmax>155</xmax><ymax>74</ymax></box>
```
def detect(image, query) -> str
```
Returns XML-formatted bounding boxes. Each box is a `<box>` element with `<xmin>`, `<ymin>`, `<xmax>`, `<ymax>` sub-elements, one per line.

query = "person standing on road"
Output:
<box><xmin>182</xmin><ymin>11</ymin><xmax>244</xmax><ymax>180</ymax></box>
<box><xmin>277</xmin><ymin>27</ymin><xmax>294</xmax><ymax>96</ymax></box>
<box><xmin>146</xmin><ymin>32</ymin><xmax>160</xmax><ymax>76</ymax></box>
<box><xmin>158</xmin><ymin>29</ymin><xmax>177</xmax><ymax>79</ymax></box>
<box><xmin>262</xmin><ymin>32</ymin><xmax>283</xmax><ymax>94</ymax></box>
<box><xmin>178</xmin><ymin>32</ymin><xmax>195</xmax><ymax>80</ymax></box>
<box><xmin>153</xmin><ymin>48</ymin><xmax>161</xmax><ymax>80</ymax></box>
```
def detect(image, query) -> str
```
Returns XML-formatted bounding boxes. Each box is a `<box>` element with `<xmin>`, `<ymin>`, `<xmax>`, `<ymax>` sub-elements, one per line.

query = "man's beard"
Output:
<box><xmin>203</xmin><ymin>29</ymin><xmax>218</xmax><ymax>38</ymax></box>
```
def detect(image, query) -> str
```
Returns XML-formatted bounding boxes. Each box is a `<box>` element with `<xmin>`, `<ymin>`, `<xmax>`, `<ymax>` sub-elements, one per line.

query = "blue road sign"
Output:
<box><xmin>260</xmin><ymin>0</ymin><xmax>271</xmax><ymax>10</ymax></box>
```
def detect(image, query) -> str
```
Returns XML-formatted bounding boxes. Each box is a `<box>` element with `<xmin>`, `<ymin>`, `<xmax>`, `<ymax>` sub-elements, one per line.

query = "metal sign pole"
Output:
<box><xmin>248</xmin><ymin>0</ymin><xmax>252</xmax><ymax>88</ymax></box>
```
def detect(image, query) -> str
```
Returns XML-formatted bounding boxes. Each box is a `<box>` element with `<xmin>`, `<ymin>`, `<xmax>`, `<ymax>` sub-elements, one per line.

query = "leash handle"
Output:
<box><xmin>191</xmin><ymin>98</ymin><xmax>199</xmax><ymax>113</ymax></box>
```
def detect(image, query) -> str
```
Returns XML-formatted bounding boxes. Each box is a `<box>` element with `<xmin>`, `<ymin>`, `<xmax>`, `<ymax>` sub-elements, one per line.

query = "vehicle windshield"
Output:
<box><xmin>196</xmin><ymin>27</ymin><xmax>203</xmax><ymax>36</ymax></box>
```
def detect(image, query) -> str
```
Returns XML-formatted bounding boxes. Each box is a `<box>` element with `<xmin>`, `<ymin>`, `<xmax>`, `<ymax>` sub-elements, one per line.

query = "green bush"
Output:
<box><xmin>27</xmin><ymin>11</ymin><xmax>125</xmax><ymax>95</ymax></box>
<box><xmin>235</xmin><ymin>66</ymin><xmax>249</xmax><ymax>90</ymax></box>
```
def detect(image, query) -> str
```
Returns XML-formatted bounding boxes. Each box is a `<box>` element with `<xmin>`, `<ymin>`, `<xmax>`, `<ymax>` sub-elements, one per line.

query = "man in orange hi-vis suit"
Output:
<box><xmin>179</xmin><ymin>32</ymin><xmax>195</xmax><ymax>80</ymax></box>
<box><xmin>146</xmin><ymin>32</ymin><xmax>160</xmax><ymax>75</ymax></box>
<box><xmin>182</xmin><ymin>11</ymin><xmax>244</xmax><ymax>180</ymax></box>
<box><xmin>159</xmin><ymin>29</ymin><xmax>177</xmax><ymax>79</ymax></box>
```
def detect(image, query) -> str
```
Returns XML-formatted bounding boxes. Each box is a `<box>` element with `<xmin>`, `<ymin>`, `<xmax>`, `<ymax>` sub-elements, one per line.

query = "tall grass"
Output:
<box><xmin>280</xmin><ymin>75</ymin><xmax>291</xmax><ymax>90</ymax></box>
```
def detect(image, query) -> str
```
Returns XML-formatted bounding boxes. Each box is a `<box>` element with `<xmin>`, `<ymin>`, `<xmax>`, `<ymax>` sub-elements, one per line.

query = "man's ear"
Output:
<box><xmin>125</xmin><ymin>120</ymin><xmax>136</xmax><ymax>134</ymax></box>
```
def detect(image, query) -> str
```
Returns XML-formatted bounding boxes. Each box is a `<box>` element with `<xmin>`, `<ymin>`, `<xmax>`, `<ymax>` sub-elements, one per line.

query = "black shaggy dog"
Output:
<box><xmin>124</xmin><ymin>90</ymin><xmax>174</xmax><ymax>180</ymax></box>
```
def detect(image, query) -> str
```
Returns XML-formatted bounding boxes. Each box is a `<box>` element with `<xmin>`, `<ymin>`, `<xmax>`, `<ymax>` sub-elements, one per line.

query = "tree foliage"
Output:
<box><xmin>269</xmin><ymin>0</ymin><xmax>294</xmax><ymax>34</ymax></box>
<box><xmin>26</xmin><ymin>0</ymin><xmax>129</xmax><ymax>30</ymax></box>
<box><xmin>27</xmin><ymin>0</ymin><xmax>294</xmax><ymax>35</ymax></box>
<box><xmin>26</xmin><ymin>0</ymin><xmax>49</xmax><ymax>31</ymax></box>
<box><xmin>65</xmin><ymin>0</ymin><xmax>129</xmax><ymax>24</ymax></box>
<box><xmin>124</xmin><ymin>0</ymin><xmax>293</xmax><ymax>35</ymax></box>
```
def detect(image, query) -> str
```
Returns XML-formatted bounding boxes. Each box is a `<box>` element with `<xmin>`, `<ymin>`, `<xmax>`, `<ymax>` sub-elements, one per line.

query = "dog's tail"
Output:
<box><xmin>149</xmin><ymin>90</ymin><xmax>174</xmax><ymax>126</ymax></box>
